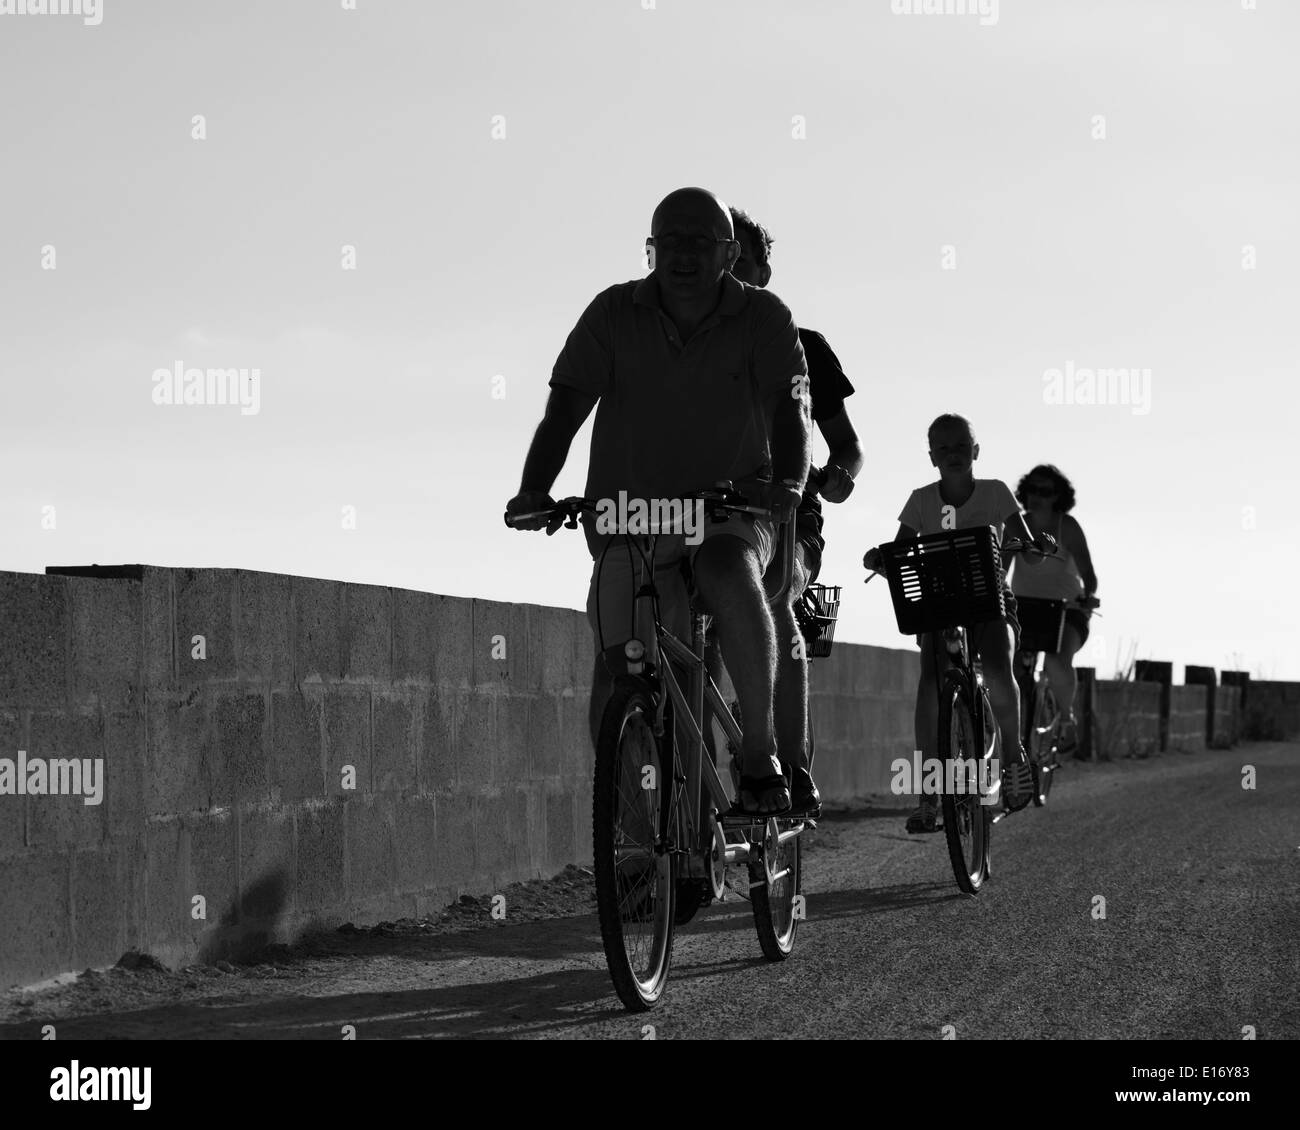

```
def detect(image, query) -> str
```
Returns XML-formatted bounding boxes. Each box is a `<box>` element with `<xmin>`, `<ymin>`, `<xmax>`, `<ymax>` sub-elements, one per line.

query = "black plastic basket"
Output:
<box><xmin>1015</xmin><ymin>596</ymin><xmax>1067</xmax><ymax>654</ymax></box>
<box><xmin>880</xmin><ymin>525</ymin><xmax>1006</xmax><ymax>636</ymax></box>
<box><xmin>796</xmin><ymin>583</ymin><xmax>841</xmax><ymax>659</ymax></box>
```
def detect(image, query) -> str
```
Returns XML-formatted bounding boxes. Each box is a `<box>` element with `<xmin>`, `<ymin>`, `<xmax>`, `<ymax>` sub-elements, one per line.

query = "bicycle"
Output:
<box><xmin>506</xmin><ymin>483</ymin><xmax>818</xmax><ymax>1011</ymax></box>
<box><xmin>866</xmin><ymin>527</ymin><xmax>1042</xmax><ymax>895</ymax></box>
<box><xmin>1013</xmin><ymin>593</ymin><xmax>1102</xmax><ymax>805</ymax></box>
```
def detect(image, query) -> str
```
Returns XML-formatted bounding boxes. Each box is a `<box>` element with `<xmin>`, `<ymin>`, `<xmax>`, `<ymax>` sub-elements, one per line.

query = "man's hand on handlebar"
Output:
<box><xmin>818</xmin><ymin>464</ymin><xmax>855</xmax><ymax>504</ymax></box>
<box><xmin>757</xmin><ymin>481</ymin><xmax>803</xmax><ymax>527</ymax></box>
<box><xmin>505</xmin><ymin>490</ymin><xmax>563</xmax><ymax>534</ymax></box>
<box><xmin>862</xmin><ymin>546</ymin><xmax>883</xmax><ymax>573</ymax></box>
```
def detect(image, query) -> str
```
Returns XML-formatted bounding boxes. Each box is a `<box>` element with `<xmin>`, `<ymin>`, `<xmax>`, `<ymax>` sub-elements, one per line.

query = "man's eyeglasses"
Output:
<box><xmin>647</xmin><ymin>234</ymin><xmax>736</xmax><ymax>255</ymax></box>
<box><xmin>1025</xmin><ymin>484</ymin><xmax>1057</xmax><ymax>497</ymax></box>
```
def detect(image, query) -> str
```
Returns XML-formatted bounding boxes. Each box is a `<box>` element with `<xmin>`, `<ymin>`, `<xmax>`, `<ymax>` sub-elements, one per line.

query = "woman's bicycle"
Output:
<box><xmin>866</xmin><ymin>526</ymin><xmax>1041</xmax><ymax>895</ymax></box>
<box><xmin>1013</xmin><ymin>594</ymin><xmax>1102</xmax><ymax>805</ymax></box>
<box><xmin>507</xmin><ymin>483</ymin><xmax>824</xmax><ymax>1010</ymax></box>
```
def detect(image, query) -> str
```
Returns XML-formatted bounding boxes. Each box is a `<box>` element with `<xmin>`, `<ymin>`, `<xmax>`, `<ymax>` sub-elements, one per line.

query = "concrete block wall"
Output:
<box><xmin>1213</xmin><ymin>685</ymin><xmax>1242</xmax><ymax>747</ymax></box>
<box><xmin>809</xmin><ymin>642</ymin><xmax>919</xmax><ymax>798</ymax></box>
<box><xmin>1167</xmin><ymin>685</ymin><xmax>1209</xmax><ymax>752</ymax></box>
<box><xmin>1092</xmin><ymin>680</ymin><xmax>1163</xmax><ymax>758</ymax></box>
<box><xmin>1</xmin><ymin>562</ymin><xmax>1293</xmax><ymax>989</ymax></box>
<box><xmin>0</xmin><ymin>566</ymin><xmax>596</xmax><ymax>989</ymax></box>
<box><xmin>1244</xmin><ymin>681</ymin><xmax>1300</xmax><ymax>740</ymax></box>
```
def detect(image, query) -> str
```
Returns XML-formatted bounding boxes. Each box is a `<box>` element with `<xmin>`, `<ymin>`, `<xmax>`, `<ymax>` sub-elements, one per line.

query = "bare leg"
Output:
<box><xmin>1043</xmin><ymin>625</ymin><xmax>1083</xmax><ymax>722</ymax></box>
<box><xmin>978</xmin><ymin>623</ymin><xmax>1022</xmax><ymax>762</ymax></box>
<box><xmin>771</xmin><ymin>553</ymin><xmax>812</xmax><ymax>771</ymax></box>
<box><xmin>691</xmin><ymin>535</ymin><xmax>784</xmax><ymax>811</ymax></box>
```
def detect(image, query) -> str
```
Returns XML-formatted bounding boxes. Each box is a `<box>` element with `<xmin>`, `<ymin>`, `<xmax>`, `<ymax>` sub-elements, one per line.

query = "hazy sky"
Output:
<box><xmin>2</xmin><ymin>0</ymin><xmax>1297</xmax><ymax>679</ymax></box>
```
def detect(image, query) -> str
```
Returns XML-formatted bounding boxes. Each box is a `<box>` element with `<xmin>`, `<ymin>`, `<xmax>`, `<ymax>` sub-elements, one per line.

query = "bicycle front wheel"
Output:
<box><xmin>593</xmin><ymin>679</ymin><xmax>676</xmax><ymax>1011</ymax></box>
<box><xmin>939</xmin><ymin>680</ymin><xmax>987</xmax><ymax>894</ymax></box>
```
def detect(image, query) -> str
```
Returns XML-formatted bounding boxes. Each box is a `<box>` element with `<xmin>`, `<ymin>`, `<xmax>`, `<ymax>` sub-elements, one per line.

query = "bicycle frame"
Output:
<box><xmin>626</xmin><ymin>520</ymin><xmax>802</xmax><ymax>874</ymax></box>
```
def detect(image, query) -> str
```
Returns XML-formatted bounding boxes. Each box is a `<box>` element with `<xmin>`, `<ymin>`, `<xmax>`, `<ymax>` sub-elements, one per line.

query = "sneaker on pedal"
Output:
<box><xmin>1002</xmin><ymin>757</ymin><xmax>1034</xmax><ymax>812</ymax></box>
<box><xmin>905</xmin><ymin>795</ymin><xmax>938</xmax><ymax>834</ymax></box>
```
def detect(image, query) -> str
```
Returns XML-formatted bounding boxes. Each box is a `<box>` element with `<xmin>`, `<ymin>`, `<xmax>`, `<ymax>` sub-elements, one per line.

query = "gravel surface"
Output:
<box><xmin>2</xmin><ymin>743</ymin><xmax>1296</xmax><ymax>1040</ymax></box>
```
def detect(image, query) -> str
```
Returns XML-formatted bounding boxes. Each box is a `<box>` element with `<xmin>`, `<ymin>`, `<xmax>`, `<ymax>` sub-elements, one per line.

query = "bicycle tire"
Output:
<box><xmin>749</xmin><ymin>819</ymin><xmax>802</xmax><ymax>960</ymax></box>
<box><xmin>593</xmin><ymin>679</ymin><xmax>676</xmax><ymax>1011</ymax></box>
<box><xmin>939</xmin><ymin>678</ymin><xmax>987</xmax><ymax>894</ymax></box>
<box><xmin>1031</xmin><ymin>682</ymin><xmax>1058</xmax><ymax>807</ymax></box>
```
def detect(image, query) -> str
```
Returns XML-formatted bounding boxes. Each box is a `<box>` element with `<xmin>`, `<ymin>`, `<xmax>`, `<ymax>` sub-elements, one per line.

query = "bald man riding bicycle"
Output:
<box><xmin>506</xmin><ymin>187</ymin><xmax>813</xmax><ymax>816</ymax></box>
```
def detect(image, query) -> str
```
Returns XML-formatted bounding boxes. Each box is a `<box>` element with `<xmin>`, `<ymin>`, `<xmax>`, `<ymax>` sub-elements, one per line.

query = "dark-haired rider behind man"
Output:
<box><xmin>722</xmin><ymin>205</ymin><xmax>864</xmax><ymax>818</ymax></box>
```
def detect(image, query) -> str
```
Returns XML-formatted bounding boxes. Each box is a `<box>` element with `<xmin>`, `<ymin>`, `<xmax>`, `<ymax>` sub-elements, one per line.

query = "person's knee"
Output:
<box><xmin>693</xmin><ymin>536</ymin><xmax>760</xmax><ymax>610</ymax></box>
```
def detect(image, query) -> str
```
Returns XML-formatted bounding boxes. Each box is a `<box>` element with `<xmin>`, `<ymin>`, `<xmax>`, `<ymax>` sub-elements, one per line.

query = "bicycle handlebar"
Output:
<box><xmin>503</xmin><ymin>483</ymin><xmax>799</xmax><ymax>603</ymax></box>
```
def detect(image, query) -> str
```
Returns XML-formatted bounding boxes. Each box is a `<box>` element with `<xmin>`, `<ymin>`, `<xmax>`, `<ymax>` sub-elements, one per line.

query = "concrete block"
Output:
<box><xmin>140</xmin><ymin>567</ymin><xmax>174</xmax><ymax>691</ymax></box>
<box><xmin>394</xmin><ymin>794</ymin><xmax>438</xmax><ymax>892</ymax></box>
<box><xmin>0</xmin><ymin>709</ymin><xmax>25</xmax><ymax>856</ymax></box>
<box><xmin>474</xmin><ymin>788</ymin><xmax>528</xmax><ymax>887</ymax></box>
<box><xmin>236</xmin><ymin>570</ymin><xmax>293</xmax><ymax>687</ymax></box>
<box><xmin>527</xmin><ymin>605</ymin><xmax>575</xmax><ymax>693</ymax></box>
<box><xmin>295</xmin><ymin>802</ymin><xmax>345</xmax><ymax>913</ymax></box>
<box><xmin>475</xmin><ymin>598</ymin><xmax>531</xmax><ymax>689</ymax></box>
<box><xmin>345</xmin><ymin>794</ymin><xmax>396</xmax><ymax>902</ymax></box>
<box><xmin>573</xmin><ymin>615</ymin><xmax>595</xmax><ymax>693</ymax></box>
<box><xmin>145</xmin><ymin>690</ymin><xmax>213</xmax><ymax>816</ymax></box>
<box><xmin>0</xmin><ymin>852</ymin><xmax>71</xmax><ymax>988</ymax></box>
<box><xmin>0</xmin><ymin>573</ymin><xmax>69</xmax><ymax>709</ymax></box>
<box><xmin>25</xmin><ymin>709</ymin><xmax>106</xmax><ymax>851</ymax></box>
<box><xmin>103</xmin><ymin>708</ymin><xmax>145</xmax><ymax>843</ymax></box>
<box><xmin>560</xmin><ymin>693</ymin><xmax>593</xmax><ymax>779</ymax></box>
<box><xmin>143</xmin><ymin>818</ymin><xmax>186</xmax><ymax>954</ymax></box>
<box><xmin>372</xmin><ymin>692</ymin><xmax>417</xmax><ymax>794</ymax></box>
<box><xmin>236</xmin><ymin>807</ymin><xmax>293</xmax><ymax>923</ymax></box>
<box><xmin>187</xmin><ymin>811</ymin><xmax>239</xmax><ymax>933</ymax></box>
<box><xmin>209</xmin><ymin>692</ymin><xmax>269</xmax><ymax>806</ymax></box>
<box><xmin>572</xmin><ymin>777</ymin><xmax>593</xmax><ymax>867</ymax></box>
<box><xmin>1168</xmin><ymin>685</ymin><xmax>1208</xmax><ymax>752</ymax></box>
<box><xmin>295</xmin><ymin>577</ymin><xmax>343</xmax><ymax>682</ymax></box>
<box><xmin>323</xmin><ymin>690</ymin><xmax>370</xmax><ymax>796</ymax></box>
<box><xmin>546</xmin><ymin>790</ymin><xmax>576</xmax><ymax>871</ymax></box>
<box><xmin>174</xmin><ymin>568</ymin><xmax>238</xmax><ymax>684</ymax></box>
<box><xmin>416</xmin><ymin>688</ymin><xmax>455</xmax><ymax>793</ymax></box>
<box><xmin>269</xmin><ymin>687</ymin><xmax>325</xmax><ymax>804</ymax></box>
<box><xmin>392</xmin><ymin>589</ymin><xmax>473</xmax><ymax>688</ymax></box>
<box><xmin>66</xmin><ymin>577</ymin><xmax>141</xmax><ymax>710</ymax></box>
<box><xmin>528</xmin><ymin>697</ymin><xmax>563</xmax><ymax>780</ymax></box>
<box><xmin>342</xmin><ymin>583</ymin><xmax>391</xmax><ymax>682</ymax></box>
<box><xmin>453</xmin><ymin>692</ymin><xmax>495</xmax><ymax>788</ymax></box>
<box><xmin>495</xmin><ymin>694</ymin><xmax>531</xmax><ymax>780</ymax></box>
<box><xmin>434</xmin><ymin>791</ymin><xmax>475</xmax><ymax>890</ymax></box>
<box><xmin>71</xmin><ymin>847</ymin><xmax>138</xmax><ymax>971</ymax></box>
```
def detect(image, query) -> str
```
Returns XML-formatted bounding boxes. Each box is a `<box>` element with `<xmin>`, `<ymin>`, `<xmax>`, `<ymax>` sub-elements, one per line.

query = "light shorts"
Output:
<box><xmin>586</xmin><ymin>512</ymin><xmax>775</xmax><ymax>653</ymax></box>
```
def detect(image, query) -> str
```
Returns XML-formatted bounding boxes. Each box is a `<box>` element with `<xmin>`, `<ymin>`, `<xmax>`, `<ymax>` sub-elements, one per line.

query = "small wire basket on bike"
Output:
<box><xmin>795</xmin><ymin>583</ymin><xmax>841</xmax><ymax>659</ymax></box>
<box><xmin>879</xmin><ymin>525</ymin><xmax>1006</xmax><ymax>635</ymax></box>
<box><xmin>1014</xmin><ymin>596</ymin><xmax>1067</xmax><ymax>654</ymax></box>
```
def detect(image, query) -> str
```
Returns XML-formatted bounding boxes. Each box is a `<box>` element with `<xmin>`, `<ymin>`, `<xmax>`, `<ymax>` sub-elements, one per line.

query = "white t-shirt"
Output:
<box><xmin>898</xmin><ymin>479</ymin><xmax>1020</xmax><ymax>541</ymax></box>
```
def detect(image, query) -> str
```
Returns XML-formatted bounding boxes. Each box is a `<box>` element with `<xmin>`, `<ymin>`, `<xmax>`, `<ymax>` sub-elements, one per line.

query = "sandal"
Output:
<box><xmin>732</xmin><ymin>755</ymin><xmax>791</xmax><ymax>816</ymax></box>
<box><xmin>786</xmin><ymin>764</ymin><xmax>821</xmax><ymax>818</ymax></box>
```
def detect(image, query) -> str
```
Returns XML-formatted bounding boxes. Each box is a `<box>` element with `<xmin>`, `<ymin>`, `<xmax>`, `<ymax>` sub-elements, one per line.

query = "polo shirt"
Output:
<box><xmin>550</xmin><ymin>272</ymin><xmax>807</xmax><ymax>556</ymax></box>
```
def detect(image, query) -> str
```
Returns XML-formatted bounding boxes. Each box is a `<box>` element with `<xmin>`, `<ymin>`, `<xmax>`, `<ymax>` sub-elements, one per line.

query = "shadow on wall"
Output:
<box><xmin>196</xmin><ymin>867</ymin><xmax>290</xmax><ymax>965</ymax></box>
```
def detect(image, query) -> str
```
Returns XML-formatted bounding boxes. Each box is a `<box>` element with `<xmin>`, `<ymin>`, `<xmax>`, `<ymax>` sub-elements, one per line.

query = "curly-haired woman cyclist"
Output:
<box><xmin>1008</xmin><ymin>464</ymin><xmax>1099</xmax><ymax>755</ymax></box>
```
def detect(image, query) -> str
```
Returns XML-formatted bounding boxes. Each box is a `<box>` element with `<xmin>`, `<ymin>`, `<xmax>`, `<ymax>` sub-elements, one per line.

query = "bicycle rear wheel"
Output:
<box><xmin>939</xmin><ymin>680</ymin><xmax>987</xmax><ymax>894</ymax></box>
<box><xmin>1030</xmin><ymin>682</ymin><xmax>1059</xmax><ymax>807</ymax></box>
<box><xmin>593</xmin><ymin>679</ymin><xmax>676</xmax><ymax>1010</ymax></box>
<box><xmin>750</xmin><ymin>817</ymin><xmax>802</xmax><ymax>959</ymax></box>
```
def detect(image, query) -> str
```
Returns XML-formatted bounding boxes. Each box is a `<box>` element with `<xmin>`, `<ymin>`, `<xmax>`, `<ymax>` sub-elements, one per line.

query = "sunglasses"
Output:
<box><xmin>1025</xmin><ymin>484</ymin><xmax>1057</xmax><ymax>497</ymax></box>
